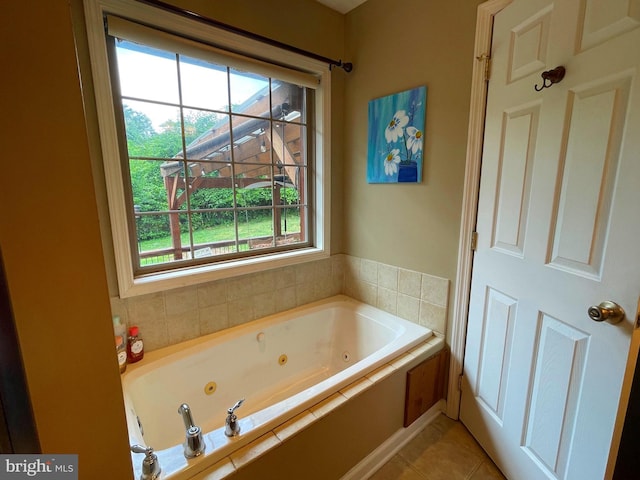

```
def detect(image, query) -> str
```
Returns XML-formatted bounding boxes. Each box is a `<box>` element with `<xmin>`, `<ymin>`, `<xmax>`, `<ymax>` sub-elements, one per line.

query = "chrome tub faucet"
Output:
<box><xmin>178</xmin><ymin>403</ymin><xmax>206</xmax><ymax>458</ymax></box>
<box><xmin>130</xmin><ymin>444</ymin><xmax>161</xmax><ymax>480</ymax></box>
<box><xmin>225</xmin><ymin>399</ymin><xmax>244</xmax><ymax>437</ymax></box>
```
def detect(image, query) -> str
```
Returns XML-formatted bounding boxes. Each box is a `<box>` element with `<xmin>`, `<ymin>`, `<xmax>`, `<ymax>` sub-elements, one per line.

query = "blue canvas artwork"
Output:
<box><xmin>367</xmin><ymin>86</ymin><xmax>427</xmax><ymax>183</ymax></box>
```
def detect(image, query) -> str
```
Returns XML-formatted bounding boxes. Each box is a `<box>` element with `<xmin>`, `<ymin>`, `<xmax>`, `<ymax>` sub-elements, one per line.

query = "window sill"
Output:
<box><xmin>119</xmin><ymin>246</ymin><xmax>330</xmax><ymax>298</ymax></box>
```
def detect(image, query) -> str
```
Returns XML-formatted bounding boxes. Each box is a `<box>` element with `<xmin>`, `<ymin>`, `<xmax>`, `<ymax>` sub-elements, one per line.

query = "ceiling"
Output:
<box><xmin>315</xmin><ymin>0</ymin><xmax>368</xmax><ymax>14</ymax></box>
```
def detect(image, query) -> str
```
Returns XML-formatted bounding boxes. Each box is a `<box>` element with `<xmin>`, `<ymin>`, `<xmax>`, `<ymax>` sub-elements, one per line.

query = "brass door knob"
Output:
<box><xmin>588</xmin><ymin>301</ymin><xmax>625</xmax><ymax>324</ymax></box>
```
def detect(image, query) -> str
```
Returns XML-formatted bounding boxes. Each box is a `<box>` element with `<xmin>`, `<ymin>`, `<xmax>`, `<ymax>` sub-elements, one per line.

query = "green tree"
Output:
<box><xmin>123</xmin><ymin>104</ymin><xmax>155</xmax><ymax>155</ymax></box>
<box><xmin>124</xmin><ymin>108</ymin><xmax>220</xmax><ymax>240</ymax></box>
<box><xmin>152</xmin><ymin>110</ymin><xmax>220</xmax><ymax>158</ymax></box>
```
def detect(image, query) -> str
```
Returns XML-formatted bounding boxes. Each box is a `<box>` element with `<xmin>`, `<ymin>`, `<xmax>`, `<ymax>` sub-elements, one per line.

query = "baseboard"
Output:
<box><xmin>340</xmin><ymin>399</ymin><xmax>446</xmax><ymax>480</ymax></box>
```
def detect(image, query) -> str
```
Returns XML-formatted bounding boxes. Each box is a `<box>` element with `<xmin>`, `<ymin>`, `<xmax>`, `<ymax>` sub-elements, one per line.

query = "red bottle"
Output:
<box><xmin>127</xmin><ymin>326</ymin><xmax>144</xmax><ymax>363</ymax></box>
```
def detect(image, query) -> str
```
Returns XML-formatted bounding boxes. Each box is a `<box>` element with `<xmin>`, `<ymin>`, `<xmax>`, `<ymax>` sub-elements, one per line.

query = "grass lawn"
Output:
<box><xmin>138</xmin><ymin>214</ymin><xmax>301</xmax><ymax>252</ymax></box>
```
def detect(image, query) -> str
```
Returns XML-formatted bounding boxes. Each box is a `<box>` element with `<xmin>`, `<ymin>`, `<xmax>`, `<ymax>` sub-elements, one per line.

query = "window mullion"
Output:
<box><xmin>269</xmin><ymin>78</ymin><xmax>277</xmax><ymax>248</ymax></box>
<box><xmin>176</xmin><ymin>53</ymin><xmax>196</xmax><ymax>260</ymax></box>
<box><xmin>226</xmin><ymin>66</ymin><xmax>241</xmax><ymax>254</ymax></box>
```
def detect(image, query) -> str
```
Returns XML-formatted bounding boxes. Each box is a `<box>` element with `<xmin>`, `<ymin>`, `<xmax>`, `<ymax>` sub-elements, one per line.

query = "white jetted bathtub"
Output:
<box><xmin>121</xmin><ymin>295</ymin><xmax>435</xmax><ymax>479</ymax></box>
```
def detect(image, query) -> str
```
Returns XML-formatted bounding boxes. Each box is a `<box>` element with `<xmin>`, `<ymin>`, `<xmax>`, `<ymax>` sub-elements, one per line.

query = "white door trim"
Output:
<box><xmin>446</xmin><ymin>0</ymin><xmax>513</xmax><ymax>420</ymax></box>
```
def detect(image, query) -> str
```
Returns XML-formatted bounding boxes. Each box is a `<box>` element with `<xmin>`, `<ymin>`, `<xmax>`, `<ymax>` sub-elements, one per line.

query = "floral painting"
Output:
<box><xmin>367</xmin><ymin>86</ymin><xmax>427</xmax><ymax>183</ymax></box>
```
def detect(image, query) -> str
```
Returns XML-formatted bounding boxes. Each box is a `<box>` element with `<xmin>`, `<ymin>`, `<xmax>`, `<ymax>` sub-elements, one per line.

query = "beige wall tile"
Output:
<box><xmin>315</xmin><ymin>277</ymin><xmax>334</xmax><ymax>300</ymax></box>
<box><xmin>275</xmin><ymin>286</ymin><xmax>297</xmax><ymax>312</ymax></box>
<box><xmin>399</xmin><ymin>268</ymin><xmax>422</xmax><ymax>298</ymax></box>
<box><xmin>329</xmin><ymin>275</ymin><xmax>343</xmax><ymax>296</ymax></box>
<box><xmin>165</xmin><ymin>287</ymin><xmax>198</xmax><ymax>316</ymax></box>
<box><xmin>127</xmin><ymin>292</ymin><xmax>165</xmax><ymax>322</ymax></box>
<box><xmin>197</xmin><ymin>280</ymin><xmax>228</xmax><ymax>308</ymax></box>
<box><xmin>167</xmin><ymin>311</ymin><xmax>200</xmax><ymax>344</ymax></box>
<box><xmin>378</xmin><ymin>263</ymin><xmax>398</xmax><ymax>290</ymax></box>
<box><xmin>351</xmin><ymin>280</ymin><xmax>377</xmax><ymax>305</ymax></box>
<box><xmin>343</xmin><ymin>271</ymin><xmax>360</xmax><ymax>299</ymax></box>
<box><xmin>296</xmin><ymin>282</ymin><xmax>316</xmax><ymax>306</ymax></box>
<box><xmin>377</xmin><ymin>287</ymin><xmax>398</xmax><ymax>314</ymax></box>
<box><xmin>132</xmin><ymin>314</ymin><xmax>169</xmax><ymax>352</ymax></box>
<box><xmin>295</xmin><ymin>261</ymin><xmax>316</xmax><ymax>284</ymax></box>
<box><xmin>253</xmin><ymin>291</ymin><xmax>277</xmax><ymax>319</ymax></box>
<box><xmin>344</xmin><ymin>255</ymin><xmax>361</xmax><ymax>280</ymax></box>
<box><xmin>228</xmin><ymin>298</ymin><xmax>255</xmax><ymax>327</ymax></box>
<box><xmin>316</xmin><ymin>258</ymin><xmax>332</xmax><ymax>279</ymax></box>
<box><xmin>199</xmin><ymin>303</ymin><xmax>229</xmax><ymax>336</ymax></box>
<box><xmin>275</xmin><ymin>266</ymin><xmax>296</xmax><ymax>289</ymax></box>
<box><xmin>331</xmin><ymin>254</ymin><xmax>345</xmax><ymax>278</ymax></box>
<box><xmin>251</xmin><ymin>270</ymin><xmax>277</xmax><ymax>295</ymax></box>
<box><xmin>360</xmin><ymin>258</ymin><xmax>378</xmax><ymax>283</ymax></box>
<box><xmin>421</xmin><ymin>274</ymin><xmax>449</xmax><ymax>307</ymax></box>
<box><xmin>126</xmin><ymin>292</ymin><xmax>168</xmax><ymax>351</ymax></box>
<box><xmin>419</xmin><ymin>301</ymin><xmax>447</xmax><ymax>335</ymax></box>
<box><xmin>397</xmin><ymin>294</ymin><xmax>420</xmax><ymax>323</ymax></box>
<box><xmin>227</xmin><ymin>275</ymin><xmax>254</xmax><ymax>302</ymax></box>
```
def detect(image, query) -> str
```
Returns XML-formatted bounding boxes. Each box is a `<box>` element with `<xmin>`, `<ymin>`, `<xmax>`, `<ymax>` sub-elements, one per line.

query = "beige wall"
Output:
<box><xmin>0</xmin><ymin>1</ymin><xmax>132</xmax><ymax>476</ymax></box>
<box><xmin>342</xmin><ymin>0</ymin><xmax>483</xmax><ymax>286</ymax></box>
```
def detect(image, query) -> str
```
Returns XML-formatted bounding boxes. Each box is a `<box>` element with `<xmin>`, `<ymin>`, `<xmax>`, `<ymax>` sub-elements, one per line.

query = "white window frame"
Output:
<box><xmin>83</xmin><ymin>0</ymin><xmax>331</xmax><ymax>298</ymax></box>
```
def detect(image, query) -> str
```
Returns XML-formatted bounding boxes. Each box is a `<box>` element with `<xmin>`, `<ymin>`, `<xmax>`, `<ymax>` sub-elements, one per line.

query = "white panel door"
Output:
<box><xmin>460</xmin><ymin>0</ymin><xmax>640</xmax><ymax>479</ymax></box>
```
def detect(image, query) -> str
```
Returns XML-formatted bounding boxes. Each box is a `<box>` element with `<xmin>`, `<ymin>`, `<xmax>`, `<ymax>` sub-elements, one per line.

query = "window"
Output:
<box><xmin>84</xmin><ymin>1</ymin><xmax>331</xmax><ymax>297</ymax></box>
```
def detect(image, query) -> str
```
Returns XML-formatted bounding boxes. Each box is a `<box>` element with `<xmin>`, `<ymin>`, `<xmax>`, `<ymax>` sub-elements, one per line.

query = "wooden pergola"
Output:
<box><xmin>159</xmin><ymin>82</ymin><xmax>307</xmax><ymax>259</ymax></box>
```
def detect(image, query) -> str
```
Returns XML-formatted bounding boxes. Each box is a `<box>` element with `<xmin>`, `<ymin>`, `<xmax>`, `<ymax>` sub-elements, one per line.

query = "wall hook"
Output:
<box><xmin>534</xmin><ymin>66</ymin><xmax>566</xmax><ymax>91</ymax></box>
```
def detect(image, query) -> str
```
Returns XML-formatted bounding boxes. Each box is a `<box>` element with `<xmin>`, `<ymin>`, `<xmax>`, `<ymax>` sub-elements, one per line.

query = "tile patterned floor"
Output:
<box><xmin>369</xmin><ymin>414</ymin><xmax>506</xmax><ymax>480</ymax></box>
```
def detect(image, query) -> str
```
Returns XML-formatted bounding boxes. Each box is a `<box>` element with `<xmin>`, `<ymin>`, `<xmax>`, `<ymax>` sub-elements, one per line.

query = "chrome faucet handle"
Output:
<box><xmin>130</xmin><ymin>444</ymin><xmax>161</xmax><ymax>480</ymax></box>
<box><xmin>225</xmin><ymin>398</ymin><xmax>245</xmax><ymax>437</ymax></box>
<box><xmin>130</xmin><ymin>444</ymin><xmax>153</xmax><ymax>455</ymax></box>
<box><xmin>227</xmin><ymin>398</ymin><xmax>245</xmax><ymax>415</ymax></box>
<box><xmin>178</xmin><ymin>403</ymin><xmax>206</xmax><ymax>458</ymax></box>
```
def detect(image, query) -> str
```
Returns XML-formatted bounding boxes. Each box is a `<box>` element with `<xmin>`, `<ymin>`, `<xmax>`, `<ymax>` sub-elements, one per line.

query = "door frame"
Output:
<box><xmin>0</xmin><ymin>249</ymin><xmax>40</xmax><ymax>453</ymax></box>
<box><xmin>447</xmin><ymin>1</ymin><xmax>640</xmax><ymax>476</ymax></box>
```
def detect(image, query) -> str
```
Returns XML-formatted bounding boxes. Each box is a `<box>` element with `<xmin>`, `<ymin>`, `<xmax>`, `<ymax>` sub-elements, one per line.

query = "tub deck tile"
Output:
<box><xmin>229</xmin><ymin>432</ymin><xmax>281</xmax><ymax>470</ymax></box>
<box><xmin>273</xmin><ymin>411</ymin><xmax>316</xmax><ymax>442</ymax></box>
<box><xmin>189</xmin><ymin>457</ymin><xmax>235</xmax><ymax>480</ymax></box>
<box><xmin>391</xmin><ymin>351</ymin><xmax>416</xmax><ymax>370</ymax></box>
<box><xmin>366</xmin><ymin>364</ymin><xmax>396</xmax><ymax>384</ymax></box>
<box><xmin>340</xmin><ymin>377</ymin><xmax>374</xmax><ymax>399</ymax></box>
<box><xmin>309</xmin><ymin>392</ymin><xmax>348</xmax><ymax>419</ymax></box>
<box><xmin>409</xmin><ymin>339</ymin><xmax>438</xmax><ymax>358</ymax></box>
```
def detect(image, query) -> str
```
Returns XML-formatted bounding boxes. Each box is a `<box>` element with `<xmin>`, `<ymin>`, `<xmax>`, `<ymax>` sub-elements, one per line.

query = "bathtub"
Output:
<box><xmin>121</xmin><ymin>295</ymin><xmax>436</xmax><ymax>480</ymax></box>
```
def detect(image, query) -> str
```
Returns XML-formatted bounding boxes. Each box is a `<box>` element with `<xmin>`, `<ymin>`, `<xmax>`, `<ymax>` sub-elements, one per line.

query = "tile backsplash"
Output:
<box><xmin>342</xmin><ymin>256</ymin><xmax>449</xmax><ymax>335</ymax></box>
<box><xmin>110</xmin><ymin>255</ymin><xmax>449</xmax><ymax>352</ymax></box>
